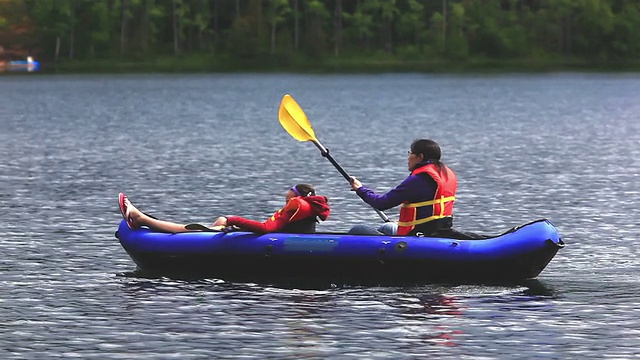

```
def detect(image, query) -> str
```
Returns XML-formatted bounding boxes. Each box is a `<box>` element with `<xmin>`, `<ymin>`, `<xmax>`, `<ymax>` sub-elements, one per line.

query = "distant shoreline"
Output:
<box><xmin>11</xmin><ymin>56</ymin><xmax>640</xmax><ymax>74</ymax></box>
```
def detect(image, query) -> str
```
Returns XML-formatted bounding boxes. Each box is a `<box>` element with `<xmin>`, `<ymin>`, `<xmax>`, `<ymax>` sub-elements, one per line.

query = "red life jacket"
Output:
<box><xmin>397</xmin><ymin>163</ymin><xmax>457</xmax><ymax>235</ymax></box>
<box><xmin>227</xmin><ymin>195</ymin><xmax>329</xmax><ymax>234</ymax></box>
<box><xmin>271</xmin><ymin>197</ymin><xmax>318</xmax><ymax>233</ymax></box>
<box><xmin>268</xmin><ymin>196</ymin><xmax>315</xmax><ymax>223</ymax></box>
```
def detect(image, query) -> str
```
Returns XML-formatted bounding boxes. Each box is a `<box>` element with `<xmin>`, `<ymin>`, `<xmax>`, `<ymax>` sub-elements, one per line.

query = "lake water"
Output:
<box><xmin>1</xmin><ymin>73</ymin><xmax>639</xmax><ymax>358</ymax></box>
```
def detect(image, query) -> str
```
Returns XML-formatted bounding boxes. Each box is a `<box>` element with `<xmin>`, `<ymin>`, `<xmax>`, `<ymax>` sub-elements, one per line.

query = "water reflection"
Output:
<box><xmin>418</xmin><ymin>293</ymin><xmax>465</xmax><ymax>316</ymax></box>
<box><xmin>113</xmin><ymin>268</ymin><xmax>568</xmax><ymax>355</ymax></box>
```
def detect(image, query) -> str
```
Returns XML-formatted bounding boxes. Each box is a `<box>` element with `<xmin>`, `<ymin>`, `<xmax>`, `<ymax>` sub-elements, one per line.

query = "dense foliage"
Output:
<box><xmin>1</xmin><ymin>0</ymin><xmax>639</xmax><ymax>70</ymax></box>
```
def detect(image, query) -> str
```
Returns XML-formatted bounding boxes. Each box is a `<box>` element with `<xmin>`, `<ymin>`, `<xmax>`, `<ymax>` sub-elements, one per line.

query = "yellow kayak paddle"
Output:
<box><xmin>278</xmin><ymin>94</ymin><xmax>390</xmax><ymax>222</ymax></box>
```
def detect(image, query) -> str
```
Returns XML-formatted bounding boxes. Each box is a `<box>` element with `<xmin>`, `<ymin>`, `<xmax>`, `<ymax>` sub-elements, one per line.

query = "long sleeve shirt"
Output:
<box><xmin>355</xmin><ymin>174</ymin><xmax>436</xmax><ymax>211</ymax></box>
<box><xmin>226</xmin><ymin>195</ymin><xmax>330</xmax><ymax>234</ymax></box>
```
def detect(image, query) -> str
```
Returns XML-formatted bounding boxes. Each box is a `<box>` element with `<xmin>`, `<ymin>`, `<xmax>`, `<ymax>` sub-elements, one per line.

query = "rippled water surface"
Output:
<box><xmin>1</xmin><ymin>73</ymin><xmax>639</xmax><ymax>358</ymax></box>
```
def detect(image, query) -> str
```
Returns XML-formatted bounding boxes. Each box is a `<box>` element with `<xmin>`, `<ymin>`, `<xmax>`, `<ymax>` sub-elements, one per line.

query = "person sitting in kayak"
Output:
<box><xmin>349</xmin><ymin>139</ymin><xmax>457</xmax><ymax>237</ymax></box>
<box><xmin>118</xmin><ymin>183</ymin><xmax>330</xmax><ymax>234</ymax></box>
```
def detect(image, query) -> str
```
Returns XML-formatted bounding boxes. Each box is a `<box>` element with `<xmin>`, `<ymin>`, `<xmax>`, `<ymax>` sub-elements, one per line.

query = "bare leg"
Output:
<box><xmin>211</xmin><ymin>216</ymin><xmax>228</xmax><ymax>227</ymax></box>
<box><xmin>125</xmin><ymin>198</ymin><xmax>192</xmax><ymax>233</ymax></box>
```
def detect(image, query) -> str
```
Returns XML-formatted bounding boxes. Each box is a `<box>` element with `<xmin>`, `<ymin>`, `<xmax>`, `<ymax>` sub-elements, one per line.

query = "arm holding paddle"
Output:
<box><xmin>350</xmin><ymin>175</ymin><xmax>425</xmax><ymax>211</ymax></box>
<box><xmin>350</xmin><ymin>177</ymin><xmax>363</xmax><ymax>191</ymax></box>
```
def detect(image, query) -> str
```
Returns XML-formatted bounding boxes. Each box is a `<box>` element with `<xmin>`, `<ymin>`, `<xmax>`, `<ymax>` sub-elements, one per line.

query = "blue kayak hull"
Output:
<box><xmin>115</xmin><ymin>219</ymin><xmax>563</xmax><ymax>284</ymax></box>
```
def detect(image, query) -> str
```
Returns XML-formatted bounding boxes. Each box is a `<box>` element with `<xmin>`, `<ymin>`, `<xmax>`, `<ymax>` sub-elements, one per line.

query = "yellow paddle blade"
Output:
<box><xmin>278</xmin><ymin>94</ymin><xmax>317</xmax><ymax>142</ymax></box>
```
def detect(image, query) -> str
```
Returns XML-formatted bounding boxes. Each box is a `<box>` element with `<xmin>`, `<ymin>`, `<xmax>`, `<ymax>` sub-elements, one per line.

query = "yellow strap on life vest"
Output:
<box><xmin>397</xmin><ymin>215</ymin><xmax>452</xmax><ymax>227</ymax></box>
<box><xmin>269</xmin><ymin>201</ymin><xmax>302</xmax><ymax>222</ymax></box>
<box><xmin>400</xmin><ymin>196</ymin><xmax>456</xmax><ymax>209</ymax></box>
<box><xmin>397</xmin><ymin>195</ymin><xmax>455</xmax><ymax>227</ymax></box>
<box><xmin>269</xmin><ymin>209</ymin><xmax>282</xmax><ymax>221</ymax></box>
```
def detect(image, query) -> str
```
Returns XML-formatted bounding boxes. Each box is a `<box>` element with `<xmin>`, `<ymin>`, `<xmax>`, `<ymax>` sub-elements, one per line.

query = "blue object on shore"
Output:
<box><xmin>6</xmin><ymin>58</ymin><xmax>40</xmax><ymax>72</ymax></box>
<box><xmin>115</xmin><ymin>219</ymin><xmax>564</xmax><ymax>284</ymax></box>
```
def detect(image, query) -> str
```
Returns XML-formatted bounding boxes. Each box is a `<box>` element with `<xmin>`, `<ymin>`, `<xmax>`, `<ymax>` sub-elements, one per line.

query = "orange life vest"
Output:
<box><xmin>267</xmin><ymin>196</ymin><xmax>315</xmax><ymax>224</ymax></box>
<box><xmin>397</xmin><ymin>163</ymin><xmax>457</xmax><ymax>235</ymax></box>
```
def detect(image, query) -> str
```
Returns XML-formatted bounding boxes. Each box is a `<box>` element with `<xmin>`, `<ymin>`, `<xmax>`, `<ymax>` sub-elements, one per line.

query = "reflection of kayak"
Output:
<box><xmin>115</xmin><ymin>219</ymin><xmax>564</xmax><ymax>284</ymax></box>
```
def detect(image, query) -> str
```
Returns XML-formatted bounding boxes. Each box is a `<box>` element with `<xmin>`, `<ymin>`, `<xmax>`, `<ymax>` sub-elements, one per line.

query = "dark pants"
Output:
<box><xmin>348</xmin><ymin>222</ymin><xmax>398</xmax><ymax>236</ymax></box>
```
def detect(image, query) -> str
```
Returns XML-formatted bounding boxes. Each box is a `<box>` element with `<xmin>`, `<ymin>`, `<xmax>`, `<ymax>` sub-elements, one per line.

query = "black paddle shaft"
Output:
<box><xmin>317</xmin><ymin>146</ymin><xmax>352</xmax><ymax>183</ymax></box>
<box><xmin>312</xmin><ymin>141</ymin><xmax>391</xmax><ymax>222</ymax></box>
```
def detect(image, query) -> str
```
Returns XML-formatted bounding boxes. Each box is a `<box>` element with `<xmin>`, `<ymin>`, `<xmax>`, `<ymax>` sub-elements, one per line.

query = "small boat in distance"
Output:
<box><xmin>1</xmin><ymin>56</ymin><xmax>40</xmax><ymax>72</ymax></box>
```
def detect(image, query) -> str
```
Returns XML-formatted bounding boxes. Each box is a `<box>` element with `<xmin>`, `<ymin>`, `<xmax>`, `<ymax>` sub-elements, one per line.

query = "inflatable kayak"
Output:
<box><xmin>115</xmin><ymin>218</ymin><xmax>564</xmax><ymax>284</ymax></box>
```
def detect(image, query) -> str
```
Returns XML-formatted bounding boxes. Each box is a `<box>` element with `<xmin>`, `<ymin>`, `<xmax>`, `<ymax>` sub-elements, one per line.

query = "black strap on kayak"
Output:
<box><xmin>184</xmin><ymin>223</ymin><xmax>240</xmax><ymax>233</ymax></box>
<box><xmin>184</xmin><ymin>223</ymin><xmax>219</xmax><ymax>232</ymax></box>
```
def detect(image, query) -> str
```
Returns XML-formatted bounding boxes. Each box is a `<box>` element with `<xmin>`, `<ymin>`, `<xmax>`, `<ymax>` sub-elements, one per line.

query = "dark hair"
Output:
<box><xmin>410</xmin><ymin>139</ymin><xmax>446</xmax><ymax>173</ymax></box>
<box><xmin>292</xmin><ymin>183</ymin><xmax>316</xmax><ymax>197</ymax></box>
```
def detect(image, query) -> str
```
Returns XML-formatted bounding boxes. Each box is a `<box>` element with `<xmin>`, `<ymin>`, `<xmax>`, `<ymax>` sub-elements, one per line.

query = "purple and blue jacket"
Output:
<box><xmin>355</xmin><ymin>161</ymin><xmax>437</xmax><ymax>211</ymax></box>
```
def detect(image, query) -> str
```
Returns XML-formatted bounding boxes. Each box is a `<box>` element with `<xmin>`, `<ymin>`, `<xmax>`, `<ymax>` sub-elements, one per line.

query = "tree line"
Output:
<box><xmin>1</xmin><ymin>0</ymin><xmax>639</xmax><ymax>68</ymax></box>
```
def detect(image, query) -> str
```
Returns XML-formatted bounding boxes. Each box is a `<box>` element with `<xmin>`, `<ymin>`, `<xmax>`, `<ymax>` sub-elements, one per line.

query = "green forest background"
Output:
<box><xmin>1</xmin><ymin>0</ymin><xmax>639</xmax><ymax>72</ymax></box>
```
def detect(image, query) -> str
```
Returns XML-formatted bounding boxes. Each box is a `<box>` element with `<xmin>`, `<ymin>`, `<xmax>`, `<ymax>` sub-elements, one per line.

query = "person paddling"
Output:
<box><xmin>349</xmin><ymin>139</ymin><xmax>457</xmax><ymax>237</ymax></box>
<box><xmin>118</xmin><ymin>184</ymin><xmax>330</xmax><ymax>234</ymax></box>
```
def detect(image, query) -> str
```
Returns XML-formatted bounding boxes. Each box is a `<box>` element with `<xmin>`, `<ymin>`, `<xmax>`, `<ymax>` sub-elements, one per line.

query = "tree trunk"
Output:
<box><xmin>293</xmin><ymin>0</ymin><xmax>299</xmax><ymax>50</ymax></box>
<box><xmin>565</xmin><ymin>14</ymin><xmax>571</xmax><ymax>55</ymax></box>
<box><xmin>334</xmin><ymin>0</ymin><xmax>342</xmax><ymax>56</ymax></box>
<box><xmin>212</xmin><ymin>0</ymin><xmax>218</xmax><ymax>52</ymax></box>
<box><xmin>141</xmin><ymin>0</ymin><xmax>150</xmax><ymax>54</ymax></box>
<box><xmin>68</xmin><ymin>3</ymin><xmax>75</xmax><ymax>59</ymax></box>
<box><xmin>173</xmin><ymin>0</ymin><xmax>179</xmax><ymax>56</ymax></box>
<box><xmin>55</xmin><ymin>36</ymin><xmax>60</xmax><ymax>61</ymax></box>
<box><xmin>213</xmin><ymin>0</ymin><xmax>219</xmax><ymax>34</ymax></box>
<box><xmin>271</xmin><ymin>22</ymin><xmax>276</xmax><ymax>55</ymax></box>
<box><xmin>442</xmin><ymin>0</ymin><xmax>447</xmax><ymax>54</ymax></box>
<box><xmin>357</xmin><ymin>0</ymin><xmax>365</xmax><ymax>49</ymax></box>
<box><xmin>120</xmin><ymin>0</ymin><xmax>128</xmax><ymax>56</ymax></box>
